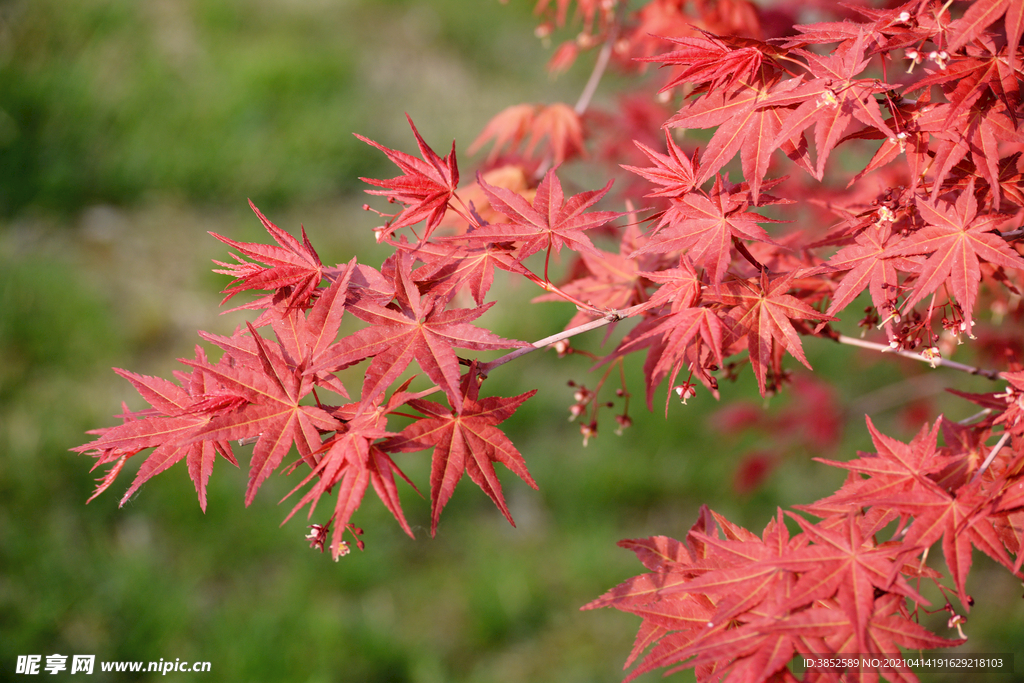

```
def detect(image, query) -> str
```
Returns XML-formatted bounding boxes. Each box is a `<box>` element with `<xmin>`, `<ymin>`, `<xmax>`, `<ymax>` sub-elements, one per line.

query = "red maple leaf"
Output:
<box><xmin>880</xmin><ymin>478</ymin><xmax>1014</xmax><ymax>609</ymax></box>
<box><xmin>581</xmin><ymin>507</ymin><xmax>722</xmax><ymax>676</ymax></box>
<box><xmin>950</xmin><ymin>152</ymin><xmax>1024</xmax><ymax>210</ymax></box>
<box><xmin>827</xmin><ymin>589</ymin><xmax>962</xmax><ymax>663</ymax></box>
<box><xmin>282</xmin><ymin>378</ymin><xmax>424</xmax><ymax>559</ymax></box>
<box><xmin>806</xmin><ymin>416</ymin><xmax>1024</xmax><ymax>607</ymax></box>
<box><xmin>766</xmin><ymin>32</ymin><xmax>895</xmax><ymax>179</ymax></box>
<box><xmin>812</xmin><ymin>222</ymin><xmax>921</xmax><ymax>326</ymax></box>
<box><xmin>620</xmin><ymin>130</ymin><xmax>699</xmax><ymax>200</ymax></box>
<box><xmin>184</xmin><ymin>322</ymin><xmax>342</xmax><ymax>505</ymax></box>
<box><xmin>259</xmin><ymin>259</ymin><xmax>356</xmax><ymax>398</ymax></box>
<box><xmin>906</xmin><ymin>39</ymin><xmax>1020</xmax><ymax>134</ymax></box>
<box><xmin>660</xmin><ymin>511</ymin><xmax>802</xmax><ymax>626</ymax></box>
<box><xmin>467</xmin><ymin>103</ymin><xmax>586</xmax><ymax>166</ymax></box>
<box><xmin>71</xmin><ymin>346</ymin><xmax>240</xmax><ymax>511</ymax></box>
<box><xmin>309</xmin><ymin>256</ymin><xmax>527</xmax><ymax>412</ymax></box>
<box><xmin>526</xmin><ymin>103</ymin><xmax>586</xmax><ymax>166</ymax></box>
<box><xmin>641</xmin><ymin>30</ymin><xmax>775</xmax><ymax>94</ymax></box>
<box><xmin>586</xmin><ymin>509</ymin><xmax>819</xmax><ymax>682</ymax></box>
<box><xmin>632</xmin><ymin>178</ymin><xmax>782</xmax><ymax>285</ymax></box>
<box><xmin>356</xmin><ymin>114</ymin><xmax>459</xmax><ymax>242</ymax></box>
<box><xmin>945</xmin><ymin>0</ymin><xmax>1024</xmax><ymax>71</ymax></box>
<box><xmin>667</xmin><ymin>74</ymin><xmax>810</xmax><ymax>199</ymax></box>
<box><xmin>467</xmin><ymin>103</ymin><xmax>536</xmax><ymax>163</ymax></box>
<box><xmin>382</xmin><ymin>366</ymin><xmax>538</xmax><ymax>535</ymax></box>
<box><xmin>715</xmin><ymin>270</ymin><xmax>835</xmax><ymax>396</ymax></box>
<box><xmin>806</xmin><ymin>417</ymin><xmax>960</xmax><ymax>514</ymax></box>
<box><xmin>601</xmin><ymin>256</ymin><xmax>717</xmax><ymax>408</ymax></box>
<box><xmin>403</xmin><ymin>240</ymin><xmax>529</xmax><ymax>307</ymax></box>
<box><xmin>917</xmin><ymin>97</ymin><xmax>1024</xmax><ymax>208</ymax></box>
<box><xmin>614</xmin><ymin>304</ymin><xmax>725</xmax><ymax>412</ymax></box>
<box><xmin>768</xmin><ymin>513</ymin><xmax>928</xmax><ymax>653</ymax></box>
<box><xmin>890</xmin><ymin>180</ymin><xmax>1024</xmax><ymax>332</ymax></box>
<box><xmin>822</xmin><ymin>593</ymin><xmax>965</xmax><ymax>677</ymax></box>
<box><xmin>454</xmin><ymin>168</ymin><xmax>621</xmax><ymax>265</ymax></box>
<box><xmin>640</xmin><ymin>255</ymin><xmax>704</xmax><ymax>313</ymax></box>
<box><xmin>211</xmin><ymin>200</ymin><xmax>324</xmax><ymax>312</ymax></box>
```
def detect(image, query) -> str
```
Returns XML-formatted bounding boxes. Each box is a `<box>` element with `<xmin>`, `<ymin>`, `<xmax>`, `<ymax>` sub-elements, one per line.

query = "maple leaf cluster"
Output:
<box><xmin>586</xmin><ymin>411</ymin><xmax>1024</xmax><ymax>681</ymax></box>
<box><xmin>74</xmin><ymin>193</ymin><xmax>543</xmax><ymax>558</ymax></box>
<box><xmin>75</xmin><ymin>0</ymin><xmax>1024</xmax><ymax>679</ymax></box>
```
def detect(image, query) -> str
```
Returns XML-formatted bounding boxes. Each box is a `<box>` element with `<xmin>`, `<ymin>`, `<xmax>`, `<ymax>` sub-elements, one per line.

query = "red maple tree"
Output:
<box><xmin>75</xmin><ymin>1</ymin><xmax>1024</xmax><ymax>680</ymax></box>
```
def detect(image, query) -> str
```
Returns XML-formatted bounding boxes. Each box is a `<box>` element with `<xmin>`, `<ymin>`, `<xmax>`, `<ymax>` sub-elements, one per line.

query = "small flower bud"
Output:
<box><xmin>333</xmin><ymin>541</ymin><xmax>351</xmax><ymax>561</ymax></box>
<box><xmin>614</xmin><ymin>414</ymin><xmax>632</xmax><ymax>435</ymax></box>
<box><xmin>580</xmin><ymin>421</ymin><xmax>597</xmax><ymax>446</ymax></box>
<box><xmin>674</xmin><ymin>384</ymin><xmax>697</xmax><ymax>404</ymax></box>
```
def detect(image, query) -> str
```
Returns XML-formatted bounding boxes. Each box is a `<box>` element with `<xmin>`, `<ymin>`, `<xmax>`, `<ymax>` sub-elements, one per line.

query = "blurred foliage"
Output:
<box><xmin>1</xmin><ymin>1</ymin><xmax>1022</xmax><ymax>682</ymax></box>
<box><xmin>0</xmin><ymin>0</ymin><xmax>547</xmax><ymax>216</ymax></box>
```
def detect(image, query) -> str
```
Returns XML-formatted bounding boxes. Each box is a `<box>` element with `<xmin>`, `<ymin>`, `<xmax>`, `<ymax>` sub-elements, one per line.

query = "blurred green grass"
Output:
<box><xmin>2</xmin><ymin>1</ymin><xmax>1022</xmax><ymax>682</ymax></box>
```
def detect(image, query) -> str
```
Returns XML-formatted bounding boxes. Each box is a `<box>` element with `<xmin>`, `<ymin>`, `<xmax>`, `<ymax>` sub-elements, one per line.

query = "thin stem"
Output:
<box><xmin>958</xmin><ymin>408</ymin><xmax>993</xmax><ymax>425</ymax></box>
<box><xmin>574</xmin><ymin>17</ymin><xmax>619</xmax><ymax>116</ymax></box>
<box><xmin>544</xmin><ymin>235</ymin><xmax>553</xmax><ymax>284</ymax></box>
<box><xmin>587</xmin><ymin>358</ymin><xmax>621</xmax><ymax>424</ymax></box>
<box><xmin>449</xmin><ymin>191</ymin><xmax>483</xmax><ymax>230</ymax></box>
<box><xmin>535</xmin><ymin>6</ymin><xmax>620</xmax><ymax>181</ymax></box>
<box><xmin>834</xmin><ymin>334</ymin><xmax>1003</xmax><ymax>380</ymax></box>
<box><xmin>519</xmin><ymin>265</ymin><xmax>602</xmax><ymax>313</ymax></box>
<box><xmin>970</xmin><ymin>430</ymin><xmax>1011</xmax><ymax>484</ymax></box>
<box><xmin>478</xmin><ymin>302</ymin><xmax>648</xmax><ymax>376</ymax></box>
<box><xmin>732</xmin><ymin>236</ymin><xmax>767</xmax><ymax>273</ymax></box>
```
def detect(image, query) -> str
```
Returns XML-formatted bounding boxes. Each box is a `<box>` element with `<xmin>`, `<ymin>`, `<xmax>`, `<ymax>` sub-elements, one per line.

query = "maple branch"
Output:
<box><xmin>519</xmin><ymin>266</ymin><xmax>604</xmax><ymax>313</ymax></box>
<box><xmin>958</xmin><ymin>408</ymin><xmax>993</xmax><ymax>425</ymax></box>
<box><xmin>533</xmin><ymin>5</ymin><xmax>621</xmax><ymax>181</ymax></box>
<box><xmin>574</xmin><ymin>13</ymin><xmax>619</xmax><ymax>116</ymax></box>
<box><xmin>970</xmin><ymin>430</ymin><xmax>1011</xmax><ymax>484</ymax></box>
<box><xmin>834</xmin><ymin>335</ymin><xmax>1003</xmax><ymax>380</ymax></box>
<box><xmin>478</xmin><ymin>302</ymin><xmax>647</xmax><ymax>376</ymax></box>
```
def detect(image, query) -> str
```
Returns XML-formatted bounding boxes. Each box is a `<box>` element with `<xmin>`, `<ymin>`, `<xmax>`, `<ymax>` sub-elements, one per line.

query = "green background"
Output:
<box><xmin>2</xmin><ymin>1</ymin><xmax>1021</xmax><ymax>681</ymax></box>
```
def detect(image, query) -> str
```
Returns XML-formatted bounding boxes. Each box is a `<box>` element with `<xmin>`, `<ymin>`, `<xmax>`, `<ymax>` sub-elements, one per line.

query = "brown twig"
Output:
<box><xmin>834</xmin><ymin>334</ymin><xmax>1003</xmax><ymax>380</ymax></box>
<box><xmin>970</xmin><ymin>430</ymin><xmax>1011</xmax><ymax>484</ymax></box>
<box><xmin>478</xmin><ymin>302</ymin><xmax>648</xmax><ymax>376</ymax></box>
<box><xmin>535</xmin><ymin>7</ymin><xmax>621</xmax><ymax>180</ymax></box>
<box><xmin>574</xmin><ymin>14</ymin><xmax>619</xmax><ymax>116</ymax></box>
